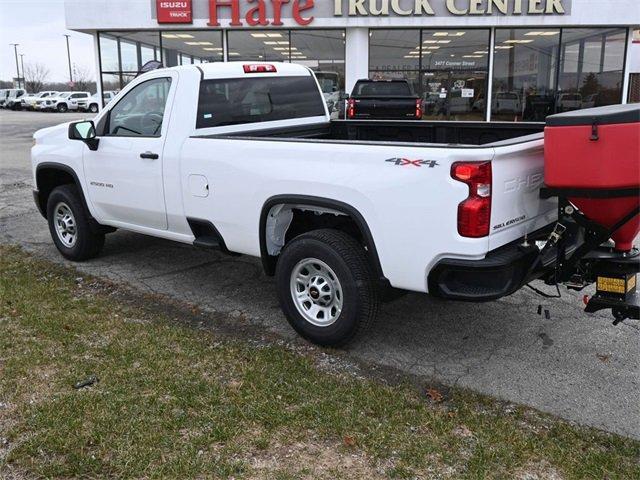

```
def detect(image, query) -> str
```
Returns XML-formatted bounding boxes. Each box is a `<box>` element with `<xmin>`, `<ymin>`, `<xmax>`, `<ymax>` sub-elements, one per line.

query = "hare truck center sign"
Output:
<box><xmin>157</xmin><ymin>1</ymin><xmax>193</xmax><ymax>23</ymax></box>
<box><xmin>156</xmin><ymin>0</ymin><xmax>568</xmax><ymax>25</ymax></box>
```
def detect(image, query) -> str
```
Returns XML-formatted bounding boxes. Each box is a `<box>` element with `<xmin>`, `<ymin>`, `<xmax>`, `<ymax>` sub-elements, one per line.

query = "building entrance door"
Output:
<box><xmin>421</xmin><ymin>70</ymin><xmax>486</xmax><ymax>121</ymax></box>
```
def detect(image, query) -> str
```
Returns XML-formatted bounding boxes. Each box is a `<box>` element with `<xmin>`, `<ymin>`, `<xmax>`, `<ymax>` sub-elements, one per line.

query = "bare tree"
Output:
<box><xmin>72</xmin><ymin>64</ymin><xmax>95</xmax><ymax>92</ymax></box>
<box><xmin>24</xmin><ymin>63</ymin><xmax>50</xmax><ymax>93</ymax></box>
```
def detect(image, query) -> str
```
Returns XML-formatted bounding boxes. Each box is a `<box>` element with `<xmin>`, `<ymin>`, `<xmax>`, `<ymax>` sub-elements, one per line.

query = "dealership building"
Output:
<box><xmin>65</xmin><ymin>0</ymin><xmax>639</xmax><ymax>121</ymax></box>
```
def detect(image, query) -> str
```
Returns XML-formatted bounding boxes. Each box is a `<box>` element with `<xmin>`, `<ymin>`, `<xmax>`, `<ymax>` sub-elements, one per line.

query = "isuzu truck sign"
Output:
<box><xmin>157</xmin><ymin>0</ymin><xmax>193</xmax><ymax>23</ymax></box>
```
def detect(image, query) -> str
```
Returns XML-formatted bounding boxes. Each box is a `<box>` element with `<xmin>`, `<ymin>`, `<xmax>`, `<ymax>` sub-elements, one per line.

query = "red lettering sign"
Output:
<box><xmin>207</xmin><ymin>0</ymin><xmax>314</xmax><ymax>27</ymax></box>
<box><xmin>157</xmin><ymin>0</ymin><xmax>193</xmax><ymax>24</ymax></box>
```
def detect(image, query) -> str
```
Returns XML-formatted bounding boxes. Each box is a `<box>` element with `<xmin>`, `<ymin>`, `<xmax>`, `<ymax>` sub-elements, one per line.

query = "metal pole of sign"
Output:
<box><xmin>64</xmin><ymin>34</ymin><xmax>73</xmax><ymax>84</ymax></box>
<box><xmin>19</xmin><ymin>54</ymin><xmax>25</xmax><ymax>90</ymax></box>
<box><xmin>10</xmin><ymin>43</ymin><xmax>20</xmax><ymax>88</ymax></box>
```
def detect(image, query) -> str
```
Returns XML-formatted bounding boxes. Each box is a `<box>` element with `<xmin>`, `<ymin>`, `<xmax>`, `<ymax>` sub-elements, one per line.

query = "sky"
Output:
<box><xmin>0</xmin><ymin>0</ymin><xmax>95</xmax><ymax>84</ymax></box>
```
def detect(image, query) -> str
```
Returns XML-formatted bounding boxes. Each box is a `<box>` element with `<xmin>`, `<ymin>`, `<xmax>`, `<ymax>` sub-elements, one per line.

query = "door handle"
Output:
<box><xmin>140</xmin><ymin>152</ymin><xmax>159</xmax><ymax>160</ymax></box>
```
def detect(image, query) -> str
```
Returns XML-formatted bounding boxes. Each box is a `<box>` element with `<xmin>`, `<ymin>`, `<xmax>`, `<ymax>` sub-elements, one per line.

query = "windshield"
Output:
<box><xmin>59</xmin><ymin>93</ymin><xmax>71</xmax><ymax>98</ymax></box>
<box><xmin>354</xmin><ymin>81</ymin><xmax>412</xmax><ymax>97</ymax></box>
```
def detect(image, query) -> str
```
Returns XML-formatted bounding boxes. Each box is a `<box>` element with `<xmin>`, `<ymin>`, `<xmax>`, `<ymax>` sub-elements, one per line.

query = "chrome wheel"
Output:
<box><xmin>54</xmin><ymin>202</ymin><xmax>77</xmax><ymax>248</ymax></box>
<box><xmin>290</xmin><ymin>258</ymin><xmax>343</xmax><ymax>327</ymax></box>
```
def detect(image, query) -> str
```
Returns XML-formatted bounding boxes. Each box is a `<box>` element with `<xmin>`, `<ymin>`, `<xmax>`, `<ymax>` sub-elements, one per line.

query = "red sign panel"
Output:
<box><xmin>157</xmin><ymin>0</ymin><xmax>193</xmax><ymax>24</ymax></box>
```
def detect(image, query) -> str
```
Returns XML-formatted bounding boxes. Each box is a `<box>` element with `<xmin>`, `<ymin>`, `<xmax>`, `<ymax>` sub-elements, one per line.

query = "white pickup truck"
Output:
<box><xmin>32</xmin><ymin>62</ymin><xmax>564</xmax><ymax>346</ymax></box>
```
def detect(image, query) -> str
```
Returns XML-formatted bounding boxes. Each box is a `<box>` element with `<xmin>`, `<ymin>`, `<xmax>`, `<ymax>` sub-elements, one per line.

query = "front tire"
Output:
<box><xmin>275</xmin><ymin>229</ymin><xmax>379</xmax><ymax>347</ymax></box>
<box><xmin>47</xmin><ymin>185</ymin><xmax>104</xmax><ymax>261</ymax></box>
<box><xmin>57</xmin><ymin>103</ymin><xmax>68</xmax><ymax>113</ymax></box>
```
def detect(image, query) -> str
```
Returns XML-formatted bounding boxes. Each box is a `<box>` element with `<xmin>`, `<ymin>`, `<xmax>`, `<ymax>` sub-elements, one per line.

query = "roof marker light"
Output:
<box><xmin>243</xmin><ymin>64</ymin><xmax>277</xmax><ymax>73</ymax></box>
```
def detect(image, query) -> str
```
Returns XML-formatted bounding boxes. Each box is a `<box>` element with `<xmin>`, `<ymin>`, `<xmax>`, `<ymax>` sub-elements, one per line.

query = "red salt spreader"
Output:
<box><xmin>538</xmin><ymin>104</ymin><xmax>640</xmax><ymax>323</ymax></box>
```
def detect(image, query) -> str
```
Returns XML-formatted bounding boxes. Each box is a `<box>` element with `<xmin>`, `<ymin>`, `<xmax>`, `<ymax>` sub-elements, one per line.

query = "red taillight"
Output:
<box><xmin>243</xmin><ymin>64</ymin><xmax>277</xmax><ymax>73</ymax></box>
<box><xmin>347</xmin><ymin>98</ymin><xmax>356</xmax><ymax>119</ymax></box>
<box><xmin>415</xmin><ymin>99</ymin><xmax>423</xmax><ymax>119</ymax></box>
<box><xmin>451</xmin><ymin>162</ymin><xmax>492</xmax><ymax>238</ymax></box>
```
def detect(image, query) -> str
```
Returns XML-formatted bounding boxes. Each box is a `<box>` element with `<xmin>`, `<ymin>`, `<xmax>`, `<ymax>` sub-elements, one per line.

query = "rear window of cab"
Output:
<box><xmin>196</xmin><ymin>75</ymin><xmax>326</xmax><ymax>129</ymax></box>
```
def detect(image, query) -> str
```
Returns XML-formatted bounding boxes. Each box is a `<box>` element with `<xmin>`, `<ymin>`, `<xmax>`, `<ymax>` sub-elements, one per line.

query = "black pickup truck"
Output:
<box><xmin>347</xmin><ymin>79</ymin><xmax>422</xmax><ymax>120</ymax></box>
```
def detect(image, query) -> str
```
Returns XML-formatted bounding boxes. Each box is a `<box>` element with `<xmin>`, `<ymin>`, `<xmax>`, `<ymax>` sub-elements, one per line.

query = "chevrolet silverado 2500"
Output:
<box><xmin>32</xmin><ymin>62</ymin><xmax>568</xmax><ymax>346</ymax></box>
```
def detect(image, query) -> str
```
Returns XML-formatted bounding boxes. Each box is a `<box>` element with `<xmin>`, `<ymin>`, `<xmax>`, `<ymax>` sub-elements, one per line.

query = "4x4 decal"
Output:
<box><xmin>386</xmin><ymin>158</ymin><xmax>439</xmax><ymax>168</ymax></box>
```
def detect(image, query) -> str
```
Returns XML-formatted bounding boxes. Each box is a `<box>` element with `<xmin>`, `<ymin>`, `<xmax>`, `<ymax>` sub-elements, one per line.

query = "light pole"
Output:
<box><xmin>19</xmin><ymin>54</ymin><xmax>25</xmax><ymax>90</ymax></box>
<box><xmin>63</xmin><ymin>34</ymin><xmax>73</xmax><ymax>85</ymax></box>
<box><xmin>10</xmin><ymin>43</ymin><xmax>20</xmax><ymax>88</ymax></box>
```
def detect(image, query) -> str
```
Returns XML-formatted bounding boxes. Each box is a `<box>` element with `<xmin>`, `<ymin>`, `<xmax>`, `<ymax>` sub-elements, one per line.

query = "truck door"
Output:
<box><xmin>83</xmin><ymin>75</ymin><xmax>175</xmax><ymax>230</ymax></box>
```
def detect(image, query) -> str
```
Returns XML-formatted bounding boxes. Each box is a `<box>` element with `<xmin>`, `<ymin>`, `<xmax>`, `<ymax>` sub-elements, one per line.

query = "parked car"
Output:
<box><xmin>314</xmin><ymin>71</ymin><xmax>341</xmax><ymax>111</ymax></box>
<box><xmin>4</xmin><ymin>89</ymin><xmax>27</xmax><ymax>110</ymax></box>
<box><xmin>347</xmin><ymin>79</ymin><xmax>422</xmax><ymax>120</ymax></box>
<box><xmin>492</xmin><ymin>92</ymin><xmax>521</xmax><ymax>114</ymax></box>
<box><xmin>19</xmin><ymin>93</ymin><xmax>37</xmax><ymax>110</ymax></box>
<box><xmin>581</xmin><ymin>93</ymin><xmax>601</xmax><ymax>109</ymax></box>
<box><xmin>557</xmin><ymin>93</ymin><xmax>582</xmax><ymax>112</ymax></box>
<box><xmin>31</xmin><ymin>61</ymin><xmax>588</xmax><ymax>346</ymax></box>
<box><xmin>523</xmin><ymin>94</ymin><xmax>555</xmax><ymax>121</ymax></box>
<box><xmin>103</xmin><ymin>91</ymin><xmax>117</xmax><ymax>104</ymax></box>
<box><xmin>24</xmin><ymin>91</ymin><xmax>59</xmax><ymax>110</ymax></box>
<box><xmin>42</xmin><ymin>91</ymin><xmax>91</xmax><ymax>112</ymax></box>
<box><xmin>83</xmin><ymin>91</ymin><xmax>117</xmax><ymax>113</ymax></box>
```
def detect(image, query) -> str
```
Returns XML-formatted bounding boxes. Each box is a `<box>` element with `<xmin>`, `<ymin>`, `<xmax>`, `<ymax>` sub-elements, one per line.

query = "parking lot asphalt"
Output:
<box><xmin>1</xmin><ymin>109</ymin><xmax>638</xmax><ymax>440</ymax></box>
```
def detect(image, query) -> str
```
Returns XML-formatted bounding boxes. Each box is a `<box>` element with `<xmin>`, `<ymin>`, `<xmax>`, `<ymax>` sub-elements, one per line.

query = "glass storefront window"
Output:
<box><xmin>119</xmin><ymin>40</ymin><xmax>138</xmax><ymax>72</ymax></box>
<box><xmin>99</xmin><ymin>35</ymin><xmax>119</xmax><ymax>72</ymax></box>
<box><xmin>101</xmin><ymin>73</ymin><xmax>120</xmax><ymax>93</ymax></box>
<box><xmin>370</xmin><ymin>29</ymin><xmax>420</xmax><ymax>72</ymax></box>
<box><xmin>99</xmin><ymin>32</ymin><xmax>164</xmax><ymax>99</ymax></box>
<box><xmin>140</xmin><ymin>45</ymin><xmax>157</xmax><ymax>65</ymax></box>
<box><xmin>370</xmin><ymin>29</ymin><xmax>490</xmax><ymax>121</ymax></box>
<box><xmin>558</xmin><ymin>28</ymin><xmax>627</xmax><ymax>113</ymax></box>
<box><xmin>290</xmin><ymin>30</ymin><xmax>346</xmax><ymax>107</ymax></box>
<box><xmin>492</xmin><ymin>28</ymin><xmax>560</xmax><ymax>121</ymax></box>
<box><xmin>492</xmin><ymin>27</ymin><xmax>626</xmax><ymax>121</ymax></box>
<box><xmin>227</xmin><ymin>30</ymin><xmax>290</xmax><ymax>62</ymax></box>
<box><xmin>420</xmin><ymin>29</ymin><xmax>489</xmax><ymax>121</ymax></box>
<box><xmin>161</xmin><ymin>31</ymin><xmax>223</xmax><ymax>66</ymax></box>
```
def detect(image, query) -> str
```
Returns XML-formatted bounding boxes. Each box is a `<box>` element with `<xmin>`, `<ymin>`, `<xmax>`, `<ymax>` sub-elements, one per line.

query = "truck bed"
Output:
<box><xmin>204</xmin><ymin>120</ymin><xmax>544</xmax><ymax>147</ymax></box>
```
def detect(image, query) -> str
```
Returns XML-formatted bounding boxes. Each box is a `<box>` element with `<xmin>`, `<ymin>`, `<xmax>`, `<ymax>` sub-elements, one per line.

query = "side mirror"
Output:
<box><xmin>69</xmin><ymin>120</ymin><xmax>99</xmax><ymax>151</ymax></box>
<box><xmin>339</xmin><ymin>92</ymin><xmax>349</xmax><ymax>101</ymax></box>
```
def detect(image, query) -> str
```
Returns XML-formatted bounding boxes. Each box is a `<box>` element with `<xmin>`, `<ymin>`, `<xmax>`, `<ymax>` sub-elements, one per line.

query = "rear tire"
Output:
<box><xmin>47</xmin><ymin>185</ymin><xmax>105</xmax><ymax>261</ymax></box>
<box><xmin>89</xmin><ymin>104</ymin><xmax>99</xmax><ymax>113</ymax></box>
<box><xmin>275</xmin><ymin>229</ymin><xmax>379</xmax><ymax>347</ymax></box>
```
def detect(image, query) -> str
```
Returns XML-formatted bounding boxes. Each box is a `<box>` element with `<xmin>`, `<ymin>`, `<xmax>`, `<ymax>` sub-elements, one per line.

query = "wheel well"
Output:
<box><xmin>260</xmin><ymin>196</ymin><xmax>386</xmax><ymax>283</ymax></box>
<box><xmin>35</xmin><ymin>167</ymin><xmax>76</xmax><ymax>218</ymax></box>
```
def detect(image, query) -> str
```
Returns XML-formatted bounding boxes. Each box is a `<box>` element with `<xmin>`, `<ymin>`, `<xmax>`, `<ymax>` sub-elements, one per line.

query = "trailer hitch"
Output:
<box><xmin>536</xmin><ymin>187</ymin><xmax>640</xmax><ymax>324</ymax></box>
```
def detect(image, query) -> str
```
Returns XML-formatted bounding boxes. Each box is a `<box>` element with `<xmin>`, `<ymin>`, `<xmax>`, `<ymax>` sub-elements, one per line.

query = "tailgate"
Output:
<box><xmin>354</xmin><ymin>97</ymin><xmax>417</xmax><ymax>119</ymax></box>
<box><xmin>489</xmin><ymin>135</ymin><xmax>557</xmax><ymax>250</ymax></box>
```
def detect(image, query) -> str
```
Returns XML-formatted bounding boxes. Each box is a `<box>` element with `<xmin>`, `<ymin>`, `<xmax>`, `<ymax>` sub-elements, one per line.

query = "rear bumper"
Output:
<box><xmin>428</xmin><ymin>243</ymin><xmax>540</xmax><ymax>301</ymax></box>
